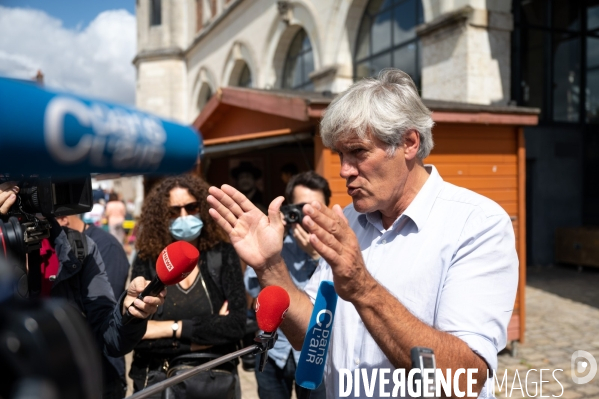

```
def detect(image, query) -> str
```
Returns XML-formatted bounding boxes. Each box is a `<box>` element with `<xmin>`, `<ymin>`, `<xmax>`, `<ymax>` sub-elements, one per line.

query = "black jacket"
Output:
<box><xmin>50</xmin><ymin>221</ymin><xmax>147</xmax><ymax>359</ymax></box>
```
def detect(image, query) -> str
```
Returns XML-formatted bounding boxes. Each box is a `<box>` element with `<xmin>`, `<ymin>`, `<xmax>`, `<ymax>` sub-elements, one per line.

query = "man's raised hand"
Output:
<box><xmin>207</xmin><ymin>184</ymin><xmax>285</xmax><ymax>270</ymax></box>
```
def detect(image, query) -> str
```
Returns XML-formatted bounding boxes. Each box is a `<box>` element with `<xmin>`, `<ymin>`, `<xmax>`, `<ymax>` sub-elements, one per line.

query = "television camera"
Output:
<box><xmin>0</xmin><ymin>175</ymin><xmax>92</xmax><ymax>298</ymax></box>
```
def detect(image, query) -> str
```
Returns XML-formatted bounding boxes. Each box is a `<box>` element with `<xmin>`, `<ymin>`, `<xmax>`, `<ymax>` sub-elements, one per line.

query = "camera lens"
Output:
<box><xmin>0</xmin><ymin>217</ymin><xmax>26</xmax><ymax>260</ymax></box>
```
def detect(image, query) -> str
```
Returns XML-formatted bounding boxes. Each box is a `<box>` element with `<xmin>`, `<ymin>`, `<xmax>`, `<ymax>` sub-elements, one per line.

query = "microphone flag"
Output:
<box><xmin>122</xmin><ymin>241</ymin><xmax>198</xmax><ymax>324</ymax></box>
<box><xmin>295</xmin><ymin>280</ymin><xmax>338</xmax><ymax>390</ymax></box>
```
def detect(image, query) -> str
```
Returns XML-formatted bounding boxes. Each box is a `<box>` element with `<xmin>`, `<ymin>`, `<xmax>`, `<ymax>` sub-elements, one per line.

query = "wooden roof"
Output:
<box><xmin>193</xmin><ymin>87</ymin><xmax>540</xmax><ymax>145</ymax></box>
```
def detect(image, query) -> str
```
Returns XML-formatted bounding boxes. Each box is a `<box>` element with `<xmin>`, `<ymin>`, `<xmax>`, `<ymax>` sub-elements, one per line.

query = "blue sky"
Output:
<box><xmin>0</xmin><ymin>1</ymin><xmax>137</xmax><ymax>104</ymax></box>
<box><xmin>1</xmin><ymin>0</ymin><xmax>135</xmax><ymax>29</ymax></box>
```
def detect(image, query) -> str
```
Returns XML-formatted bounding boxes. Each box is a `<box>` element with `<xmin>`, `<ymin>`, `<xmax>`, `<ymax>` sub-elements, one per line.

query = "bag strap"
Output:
<box><xmin>168</xmin><ymin>352</ymin><xmax>236</xmax><ymax>369</ymax></box>
<box><xmin>171</xmin><ymin>353</ymin><xmax>221</xmax><ymax>362</ymax></box>
<box><xmin>62</xmin><ymin>227</ymin><xmax>88</xmax><ymax>263</ymax></box>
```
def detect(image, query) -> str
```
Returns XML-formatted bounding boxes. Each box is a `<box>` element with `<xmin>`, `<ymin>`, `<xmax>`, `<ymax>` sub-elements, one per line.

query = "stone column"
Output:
<box><xmin>417</xmin><ymin>4</ymin><xmax>513</xmax><ymax>105</ymax></box>
<box><xmin>134</xmin><ymin>0</ymin><xmax>190</xmax><ymax>122</ymax></box>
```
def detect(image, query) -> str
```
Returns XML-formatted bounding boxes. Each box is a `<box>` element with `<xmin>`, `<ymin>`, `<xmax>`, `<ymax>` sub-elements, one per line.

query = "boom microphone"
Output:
<box><xmin>0</xmin><ymin>77</ymin><xmax>202</xmax><ymax>176</ymax></box>
<box><xmin>295</xmin><ymin>281</ymin><xmax>338</xmax><ymax>390</ymax></box>
<box><xmin>123</xmin><ymin>241</ymin><xmax>199</xmax><ymax>324</ymax></box>
<box><xmin>126</xmin><ymin>287</ymin><xmax>289</xmax><ymax>399</ymax></box>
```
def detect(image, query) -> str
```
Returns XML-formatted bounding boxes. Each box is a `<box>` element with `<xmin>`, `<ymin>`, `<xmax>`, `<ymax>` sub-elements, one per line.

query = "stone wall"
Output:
<box><xmin>136</xmin><ymin>58</ymin><xmax>187</xmax><ymax>122</ymax></box>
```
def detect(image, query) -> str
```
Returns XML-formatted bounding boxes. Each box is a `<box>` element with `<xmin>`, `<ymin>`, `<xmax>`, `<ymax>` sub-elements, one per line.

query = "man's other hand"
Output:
<box><xmin>302</xmin><ymin>202</ymin><xmax>374</xmax><ymax>302</ymax></box>
<box><xmin>122</xmin><ymin>276</ymin><xmax>166</xmax><ymax>319</ymax></box>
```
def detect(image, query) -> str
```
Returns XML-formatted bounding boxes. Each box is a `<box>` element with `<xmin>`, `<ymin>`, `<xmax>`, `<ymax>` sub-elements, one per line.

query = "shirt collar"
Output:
<box><xmin>401</xmin><ymin>165</ymin><xmax>443</xmax><ymax>232</ymax></box>
<box><xmin>359</xmin><ymin>165</ymin><xmax>444</xmax><ymax>233</ymax></box>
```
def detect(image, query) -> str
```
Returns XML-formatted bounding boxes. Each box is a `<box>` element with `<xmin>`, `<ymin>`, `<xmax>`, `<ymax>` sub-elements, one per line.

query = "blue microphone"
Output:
<box><xmin>295</xmin><ymin>280</ymin><xmax>338</xmax><ymax>391</ymax></box>
<box><xmin>0</xmin><ymin>77</ymin><xmax>202</xmax><ymax>176</ymax></box>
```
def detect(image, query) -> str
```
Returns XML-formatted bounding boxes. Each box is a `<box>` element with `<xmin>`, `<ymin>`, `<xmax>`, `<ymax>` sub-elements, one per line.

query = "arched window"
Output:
<box><xmin>198</xmin><ymin>83</ymin><xmax>213</xmax><ymax>111</ymax></box>
<box><xmin>150</xmin><ymin>0</ymin><xmax>161</xmax><ymax>26</ymax></box>
<box><xmin>282</xmin><ymin>29</ymin><xmax>315</xmax><ymax>90</ymax></box>
<box><xmin>354</xmin><ymin>0</ymin><xmax>423</xmax><ymax>87</ymax></box>
<box><xmin>238</xmin><ymin>63</ymin><xmax>252</xmax><ymax>88</ymax></box>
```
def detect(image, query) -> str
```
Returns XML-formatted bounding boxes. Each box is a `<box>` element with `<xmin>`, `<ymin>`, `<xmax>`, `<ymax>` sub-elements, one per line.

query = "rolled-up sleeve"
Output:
<box><xmin>435</xmin><ymin>210</ymin><xmax>519</xmax><ymax>373</ymax></box>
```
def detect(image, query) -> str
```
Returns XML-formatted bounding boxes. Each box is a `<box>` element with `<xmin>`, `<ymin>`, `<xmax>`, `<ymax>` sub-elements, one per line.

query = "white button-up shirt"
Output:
<box><xmin>304</xmin><ymin>165</ymin><xmax>519</xmax><ymax>398</ymax></box>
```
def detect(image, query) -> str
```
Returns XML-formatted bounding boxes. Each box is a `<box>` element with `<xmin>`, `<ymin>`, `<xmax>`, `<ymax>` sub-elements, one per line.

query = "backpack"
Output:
<box><xmin>13</xmin><ymin>227</ymin><xmax>89</xmax><ymax>300</ymax></box>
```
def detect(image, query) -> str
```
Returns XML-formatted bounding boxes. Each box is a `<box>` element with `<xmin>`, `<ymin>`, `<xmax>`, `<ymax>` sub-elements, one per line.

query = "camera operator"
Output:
<box><xmin>244</xmin><ymin>172</ymin><xmax>331</xmax><ymax>399</ymax></box>
<box><xmin>56</xmin><ymin>213</ymin><xmax>132</xmax><ymax>399</ymax></box>
<box><xmin>0</xmin><ymin>181</ymin><xmax>166</xmax><ymax>399</ymax></box>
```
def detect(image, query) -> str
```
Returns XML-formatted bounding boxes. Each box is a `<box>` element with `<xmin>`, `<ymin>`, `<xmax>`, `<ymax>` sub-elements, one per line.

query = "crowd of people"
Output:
<box><xmin>1</xmin><ymin>69</ymin><xmax>518</xmax><ymax>399</ymax></box>
<box><xmin>81</xmin><ymin>188</ymin><xmax>138</xmax><ymax>255</ymax></box>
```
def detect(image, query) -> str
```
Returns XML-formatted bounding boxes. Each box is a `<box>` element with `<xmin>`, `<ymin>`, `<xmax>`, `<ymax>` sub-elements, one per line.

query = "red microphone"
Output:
<box><xmin>254</xmin><ymin>286</ymin><xmax>290</xmax><ymax>373</ymax></box>
<box><xmin>123</xmin><ymin>241</ymin><xmax>199</xmax><ymax>324</ymax></box>
<box><xmin>255</xmin><ymin>286</ymin><xmax>290</xmax><ymax>333</ymax></box>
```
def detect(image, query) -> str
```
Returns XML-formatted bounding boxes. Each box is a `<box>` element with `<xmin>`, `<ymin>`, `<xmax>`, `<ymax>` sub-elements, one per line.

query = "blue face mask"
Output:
<box><xmin>169</xmin><ymin>214</ymin><xmax>203</xmax><ymax>242</ymax></box>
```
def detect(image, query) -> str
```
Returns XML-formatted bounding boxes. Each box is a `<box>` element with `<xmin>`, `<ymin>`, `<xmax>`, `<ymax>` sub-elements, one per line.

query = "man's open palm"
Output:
<box><xmin>208</xmin><ymin>184</ymin><xmax>285</xmax><ymax>269</ymax></box>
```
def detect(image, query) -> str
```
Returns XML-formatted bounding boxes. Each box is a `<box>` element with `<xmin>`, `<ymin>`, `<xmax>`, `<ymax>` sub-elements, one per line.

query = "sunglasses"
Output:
<box><xmin>169</xmin><ymin>201</ymin><xmax>200</xmax><ymax>218</ymax></box>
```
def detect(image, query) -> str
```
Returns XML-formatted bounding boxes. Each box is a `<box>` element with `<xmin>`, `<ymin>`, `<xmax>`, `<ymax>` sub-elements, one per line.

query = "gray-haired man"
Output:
<box><xmin>208</xmin><ymin>69</ymin><xmax>518</xmax><ymax>399</ymax></box>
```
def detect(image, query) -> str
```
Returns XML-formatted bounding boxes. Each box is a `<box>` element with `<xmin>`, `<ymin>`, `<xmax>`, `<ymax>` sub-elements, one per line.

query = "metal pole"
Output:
<box><xmin>126</xmin><ymin>345</ymin><xmax>260</xmax><ymax>399</ymax></box>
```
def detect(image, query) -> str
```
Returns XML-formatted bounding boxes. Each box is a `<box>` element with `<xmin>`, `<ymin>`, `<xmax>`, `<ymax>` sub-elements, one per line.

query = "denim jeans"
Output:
<box><xmin>255</xmin><ymin>352</ymin><xmax>326</xmax><ymax>399</ymax></box>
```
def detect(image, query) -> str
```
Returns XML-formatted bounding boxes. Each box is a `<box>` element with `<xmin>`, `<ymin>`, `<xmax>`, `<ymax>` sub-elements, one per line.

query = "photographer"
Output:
<box><xmin>0</xmin><ymin>181</ymin><xmax>166</xmax><ymax>399</ymax></box>
<box><xmin>244</xmin><ymin>172</ymin><xmax>330</xmax><ymax>399</ymax></box>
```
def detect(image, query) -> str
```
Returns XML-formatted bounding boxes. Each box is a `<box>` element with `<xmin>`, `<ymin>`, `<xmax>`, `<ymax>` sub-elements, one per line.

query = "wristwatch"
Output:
<box><xmin>171</xmin><ymin>321</ymin><xmax>179</xmax><ymax>339</ymax></box>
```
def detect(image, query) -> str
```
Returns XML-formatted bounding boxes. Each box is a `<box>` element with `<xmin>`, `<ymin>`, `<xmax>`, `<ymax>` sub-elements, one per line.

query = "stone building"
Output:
<box><xmin>134</xmin><ymin>0</ymin><xmax>598</xmax><ymax>269</ymax></box>
<box><xmin>134</xmin><ymin>0</ymin><xmax>514</xmax><ymax>120</ymax></box>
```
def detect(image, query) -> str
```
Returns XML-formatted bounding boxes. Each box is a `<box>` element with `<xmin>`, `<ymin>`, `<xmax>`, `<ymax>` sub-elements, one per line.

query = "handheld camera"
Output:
<box><xmin>281</xmin><ymin>203</ymin><xmax>306</xmax><ymax>224</ymax></box>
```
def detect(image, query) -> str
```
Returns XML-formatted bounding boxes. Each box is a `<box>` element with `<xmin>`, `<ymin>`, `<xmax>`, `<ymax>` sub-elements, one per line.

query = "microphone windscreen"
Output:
<box><xmin>155</xmin><ymin>241</ymin><xmax>199</xmax><ymax>285</ymax></box>
<box><xmin>256</xmin><ymin>285</ymin><xmax>290</xmax><ymax>333</ymax></box>
<box><xmin>0</xmin><ymin>77</ymin><xmax>201</xmax><ymax>176</ymax></box>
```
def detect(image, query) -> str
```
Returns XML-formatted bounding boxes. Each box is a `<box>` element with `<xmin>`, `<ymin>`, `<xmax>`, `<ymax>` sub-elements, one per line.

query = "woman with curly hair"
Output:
<box><xmin>128</xmin><ymin>175</ymin><xmax>246</xmax><ymax>398</ymax></box>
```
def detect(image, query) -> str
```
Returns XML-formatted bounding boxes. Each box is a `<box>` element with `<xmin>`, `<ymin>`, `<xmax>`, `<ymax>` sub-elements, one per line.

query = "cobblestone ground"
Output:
<box><xmin>239</xmin><ymin>365</ymin><xmax>259</xmax><ymax>399</ymax></box>
<box><xmin>495</xmin><ymin>286</ymin><xmax>599</xmax><ymax>398</ymax></box>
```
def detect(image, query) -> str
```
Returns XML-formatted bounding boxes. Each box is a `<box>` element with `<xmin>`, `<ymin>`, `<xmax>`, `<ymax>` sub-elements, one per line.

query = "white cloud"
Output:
<box><xmin>0</xmin><ymin>6</ymin><xmax>136</xmax><ymax>104</ymax></box>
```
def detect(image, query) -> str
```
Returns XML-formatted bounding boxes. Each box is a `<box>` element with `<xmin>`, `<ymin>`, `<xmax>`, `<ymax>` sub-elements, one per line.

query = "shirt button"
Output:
<box><xmin>355</xmin><ymin>358</ymin><xmax>360</xmax><ymax>365</ymax></box>
<box><xmin>382</xmin><ymin>239</ymin><xmax>387</xmax><ymax>244</ymax></box>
